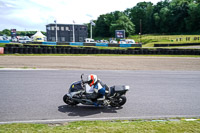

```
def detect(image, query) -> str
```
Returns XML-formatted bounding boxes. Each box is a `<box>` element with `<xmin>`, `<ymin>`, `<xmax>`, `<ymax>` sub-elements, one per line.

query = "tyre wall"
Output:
<box><xmin>3</xmin><ymin>45</ymin><xmax>200</xmax><ymax>55</ymax></box>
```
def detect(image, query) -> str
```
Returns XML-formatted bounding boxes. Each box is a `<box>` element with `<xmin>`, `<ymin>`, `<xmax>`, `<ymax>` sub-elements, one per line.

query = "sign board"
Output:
<box><xmin>115</xmin><ymin>30</ymin><xmax>125</xmax><ymax>39</ymax></box>
<box><xmin>11</xmin><ymin>29</ymin><xmax>16</xmax><ymax>37</ymax></box>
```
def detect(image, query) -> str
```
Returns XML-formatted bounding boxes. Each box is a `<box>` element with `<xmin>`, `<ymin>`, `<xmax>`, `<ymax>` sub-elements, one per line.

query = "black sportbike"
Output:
<box><xmin>63</xmin><ymin>74</ymin><xmax>129</xmax><ymax>107</ymax></box>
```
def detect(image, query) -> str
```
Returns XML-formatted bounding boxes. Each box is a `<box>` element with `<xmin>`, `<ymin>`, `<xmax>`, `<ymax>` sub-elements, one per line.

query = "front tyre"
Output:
<box><xmin>110</xmin><ymin>95</ymin><xmax>127</xmax><ymax>107</ymax></box>
<box><xmin>63</xmin><ymin>94</ymin><xmax>79</xmax><ymax>106</ymax></box>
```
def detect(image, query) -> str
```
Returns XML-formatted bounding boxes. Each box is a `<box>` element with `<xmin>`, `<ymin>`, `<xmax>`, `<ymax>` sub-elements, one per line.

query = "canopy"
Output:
<box><xmin>32</xmin><ymin>31</ymin><xmax>46</xmax><ymax>38</ymax></box>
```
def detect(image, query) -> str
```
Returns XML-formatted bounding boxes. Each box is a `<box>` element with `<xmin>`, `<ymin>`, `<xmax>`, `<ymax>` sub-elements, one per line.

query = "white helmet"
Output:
<box><xmin>88</xmin><ymin>74</ymin><xmax>98</xmax><ymax>86</ymax></box>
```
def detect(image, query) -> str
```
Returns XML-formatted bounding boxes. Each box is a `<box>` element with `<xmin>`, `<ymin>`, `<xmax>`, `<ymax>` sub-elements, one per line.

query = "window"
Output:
<box><xmin>61</xmin><ymin>27</ymin><xmax>64</xmax><ymax>31</ymax></box>
<box><xmin>66</xmin><ymin>27</ymin><xmax>69</xmax><ymax>31</ymax></box>
<box><xmin>61</xmin><ymin>37</ymin><xmax>65</xmax><ymax>42</ymax></box>
<box><xmin>47</xmin><ymin>26</ymin><xmax>50</xmax><ymax>30</ymax></box>
<box><xmin>52</xmin><ymin>37</ymin><xmax>55</xmax><ymax>41</ymax></box>
<box><xmin>57</xmin><ymin>27</ymin><xmax>59</xmax><ymax>30</ymax></box>
<box><xmin>79</xmin><ymin>37</ymin><xmax>83</xmax><ymax>42</ymax></box>
<box><xmin>70</xmin><ymin>37</ymin><xmax>73</xmax><ymax>42</ymax></box>
<box><xmin>51</xmin><ymin>26</ymin><xmax>54</xmax><ymax>30</ymax></box>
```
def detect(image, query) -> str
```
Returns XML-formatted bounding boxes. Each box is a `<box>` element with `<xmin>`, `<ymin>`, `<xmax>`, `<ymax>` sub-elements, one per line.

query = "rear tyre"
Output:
<box><xmin>63</xmin><ymin>94</ymin><xmax>79</xmax><ymax>106</ymax></box>
<box><xmin>110</xmin><ymin>95</ymin><xmax>126</xmax><ymax>107</ymax></box>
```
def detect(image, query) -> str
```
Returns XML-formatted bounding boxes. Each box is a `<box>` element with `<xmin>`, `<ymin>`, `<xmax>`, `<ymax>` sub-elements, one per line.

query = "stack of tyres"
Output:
<box><xmin>19</xmin><ymin>47</ymin><xmax>23</xmax><ymax>54</ymax></box>
<box><xmin>136</xmin><ymin>48</ymin><xmax>142</xmax><ymax>54</ymax></box>
<box><xmin>43</xmin><ymin>47</ymin><xmax>48</xmax><ymax>54</ymax></box>
<box><xmin>172</xmin><ymin>49</ymin><xmax>178</xmax><ymax>55</ymax></box>
<box><xmin>66</xmin><ymin>47</ymin><xmax>71</xmax><ymax>54</ymax></box>
<box><xmin>9</xmin><ymin>47</ymin><xmax>13</xmax><ymax>54</ymax></box>
<box><xmin>13</xmin><ymin>47</ymin><xmax>18</xmax><ymax>54</ymax></box>
<box><xmin>96</xmin><ymin>49</ymin><xmax>100</xmax><ymax>54</ymax></box>
<box><xmin>33</xmin><ymin>47</ymin><xmax>39</xmax><ymax>54</ymax></box>
<box><xmin>57</xmin><ymin>48</ymin><xmax>62</xmax><ymax>54</ymax></box>
<box><xmin>143</xmin><ymin>49</ymin><xmax>148</xmax><ymax>54</ymax></box>
<box><xmin>48</xmin><ymin>47</ymin><xmax>52</xmax><ymax>54</ymax></box>
<box><xmin>87</xmin><ymin>48</ymin><xmax>92</xmax><ymax>54</ymax></box>
<box><xmin>197</xmin><ymin>50</ymin><xmax>200</xmax><ymax>55</ymax></box>
<box><xmin>169</xmin><ymin>49</ymin><xmax>173</xmax><ymax>55</ymax></box>
<box><xmin>3</xmin><ymin>47</ymin><xmax>8</xmax><ymax>54</ymax></box>
<box><xmin>157</xmin><ymin>49</ymin><xmax>162</xmax><ymax>54</ymax></box>
<box><xmin>38</xmin><ymin>47</ymin><xmax>43</xmax><ymax>54</ymax></box>
<box><xmin>52</xmin><ymin>47</ymin><xmax>57</xmax><ymax>54</ymax></box>
<box><xmin>61</xmin><ymin>47</ymin><xmax>66</xmax><ymax>54</ymax></box>
<box><xmin>113</xmin><ymin>49</ymin><xmax>118</xmax><ymax>54</ymax></box>
<box><xmin>24</xmin><ymin>47</ymin><xmax>28</xmax><ymax>54</ymax></box>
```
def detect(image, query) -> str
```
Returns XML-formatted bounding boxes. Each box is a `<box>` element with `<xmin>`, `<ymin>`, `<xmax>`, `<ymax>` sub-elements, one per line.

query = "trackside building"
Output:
<box><xmin>46</xmin><ymin>24</ymin><xmax>88</xmax><ymax>42</ymax></box>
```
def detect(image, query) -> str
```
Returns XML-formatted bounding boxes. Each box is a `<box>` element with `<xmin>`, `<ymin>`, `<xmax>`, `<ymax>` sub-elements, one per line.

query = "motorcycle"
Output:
<box><xmin>63</xmin><ymin>74</ymin><xmax>129</xmax><ymax>107</ymax></box>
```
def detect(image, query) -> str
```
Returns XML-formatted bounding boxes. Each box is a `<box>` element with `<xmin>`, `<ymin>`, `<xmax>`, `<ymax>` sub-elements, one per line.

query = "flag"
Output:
<box><xmin>90</xmin><ymin>20</ymin><xmax>95</xmax><ymax>26</ymax></box>
<box><xmin>73</xmin><ymin>20</ymin><xmax>75</xmax><ymax>24</ymax></box>
<box><xmin>54</xmin><ymin>20</ymin><xmax>56</xmax><ymax>23</ymax></box>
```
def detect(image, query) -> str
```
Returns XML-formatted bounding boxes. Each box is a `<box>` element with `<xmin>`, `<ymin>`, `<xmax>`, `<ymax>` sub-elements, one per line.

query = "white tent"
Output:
<box><xmin>31</xmin><ymin>31</ymin><xmax>46</xmax><ymax>41</ymax></box>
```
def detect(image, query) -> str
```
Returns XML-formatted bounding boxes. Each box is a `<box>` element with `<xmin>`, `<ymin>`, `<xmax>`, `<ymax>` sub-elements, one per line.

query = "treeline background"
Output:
<box><xmin>0</xmin><ymin>30</ymin><xmax>46</xmax><ymax>37</ymax></box>
<box><xmin>1</xmin><ymin>0</ymin><xmax>200</xmax><ymax>38</ymax></box>
<box><xmin>88</xmin><ymin>0</ymin><xmax>200</xmax><ymax>38</ymax></box>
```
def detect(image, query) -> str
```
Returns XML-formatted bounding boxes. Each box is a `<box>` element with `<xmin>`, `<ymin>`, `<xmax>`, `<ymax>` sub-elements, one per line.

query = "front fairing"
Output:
<box><xmin>69</xmin><ymin>81</ymin><xmax>84</xmax><ymax>93</ymax></box>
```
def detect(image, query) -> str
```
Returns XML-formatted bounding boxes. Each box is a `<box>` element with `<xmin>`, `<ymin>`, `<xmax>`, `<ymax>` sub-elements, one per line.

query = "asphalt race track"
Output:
<box><xmin>0</xmin><ymin>70</ymin><xmax>200</xmax><ymax>123</ymax></box>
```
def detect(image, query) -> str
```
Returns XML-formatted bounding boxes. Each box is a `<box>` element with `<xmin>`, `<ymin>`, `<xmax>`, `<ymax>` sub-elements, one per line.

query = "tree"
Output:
<box><xmin>1</xmin><ymin>29</ymin><xmax>11</xmax><ymax>36</ymax></box>
<box><xmin>94</xmin><ymin>15</ymin><xmax>111</xmax><ymax>37</ymax></box>
<box><xmin>125</xmin><ymin>2</ymin><xmax>154</xmax><ymax>34</ymax></box>
<box><xmin>185</xmin><ymin>1</ymin><xmax>200</xmax><ymax>32</ymax></box>
<box><xmin>110</xmin><ymin>12</ymin><xmax>135</xmax><ymax>37</ymax></box>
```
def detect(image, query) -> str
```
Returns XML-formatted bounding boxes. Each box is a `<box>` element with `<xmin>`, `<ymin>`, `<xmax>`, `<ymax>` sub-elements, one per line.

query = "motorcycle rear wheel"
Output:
<box><xmin>63</xmin><ymin>94</ymin><xmax>79</xmax><ymax>106</ymax></box>
<box><xmin>110</xmin><ymin>95</ymin><xmax>126</xmax><ymax>107</ymax></box>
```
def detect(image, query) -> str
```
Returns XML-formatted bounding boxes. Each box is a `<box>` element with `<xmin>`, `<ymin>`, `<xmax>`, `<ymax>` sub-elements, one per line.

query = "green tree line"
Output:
<box><xmin>89</xmin><ymin>0</ymin><xmax>200</xmax><ymax>38</ymax></box>
<box><xmin>0</xmin><ymin>29</ymin><xmax>46</xmax><ymax>37</ymax></box>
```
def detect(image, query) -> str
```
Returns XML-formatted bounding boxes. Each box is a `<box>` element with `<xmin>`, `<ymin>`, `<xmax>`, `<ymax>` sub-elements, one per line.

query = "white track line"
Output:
<box><xmin>0</xmin><ymin>115</ymin><xmax>199</xmax><ymax>124</ymax></box>
<box><xmin>0</xmin><ymin>68</ymin><xmax>58</xmax><ymax>70</ymax></box>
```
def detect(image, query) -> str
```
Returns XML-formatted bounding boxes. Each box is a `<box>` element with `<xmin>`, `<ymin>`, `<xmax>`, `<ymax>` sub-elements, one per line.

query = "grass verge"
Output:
<box><xmin>0</xmin><ymin>120</ymin><xmax>200</xmax><ymax>133</ymax></box>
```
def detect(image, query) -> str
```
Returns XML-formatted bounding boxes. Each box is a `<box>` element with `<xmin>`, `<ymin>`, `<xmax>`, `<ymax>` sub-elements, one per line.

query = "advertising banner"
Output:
<box><xmin>115</xmin><ymin>30</ymin><xmax>125</xmax><ymax>39</ymax></box>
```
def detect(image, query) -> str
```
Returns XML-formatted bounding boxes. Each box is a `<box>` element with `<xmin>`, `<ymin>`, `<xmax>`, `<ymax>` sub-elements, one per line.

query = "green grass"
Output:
<box><xmin>128</xmin><ymin>35</ymin><xmax>200</xmax><ymax>48</ymax></box>
<box><xmin>0</xmin><ymin>43</ymin><xmax>6</xmax><ymax>47</ymax></box>
<box><xmin>1</xmin><ymin>54</ymin><xmax>200</xmax><ymax>58</ymax></box>
<box><xmin>0</xmin><ymin>120</ymin><xmax>200</xmax><ymax>133</ymax></box>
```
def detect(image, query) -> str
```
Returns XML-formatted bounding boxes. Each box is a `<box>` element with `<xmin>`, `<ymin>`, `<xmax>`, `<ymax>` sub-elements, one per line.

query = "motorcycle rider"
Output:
<box><xmin>85</xmin><ymin>74</ymin><xmax>106</xmax><ymax>105</ymax></box>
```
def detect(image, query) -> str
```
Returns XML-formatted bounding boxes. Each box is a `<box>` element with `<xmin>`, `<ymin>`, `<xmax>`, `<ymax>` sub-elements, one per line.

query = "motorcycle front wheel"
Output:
<box><xmin>63</xmin><ymin>94</ymin><xmax>79</xmax><ymax>106</ymax></box>
<box><xmin>110</xmin><ymin>95</ymin><xmax>127</xmax><ymax>107</ymax></box>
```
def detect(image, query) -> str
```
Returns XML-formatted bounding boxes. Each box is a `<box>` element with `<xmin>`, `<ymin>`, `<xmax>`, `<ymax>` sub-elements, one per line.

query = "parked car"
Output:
<box><xmin>119</xmin><ymin>39</ymin><xmax>135</xmax><ymax>44</ymax></box>
<box><xmin>11</xmin><ymin>37</ymin><xmax>18</xmax><ymax>42</ymax></box>
<box><xmin>125</xmin><ymin>39</ymin><xmax>135</xmax><ymax>44</ymax></box>
<box><xmin>110</xmin><ymin>40</ymin><xmax>118</xmax><ymax>44</ymax></box>
<box><xmin>18</xmin><ymin>37</ymin><xmax>32</xmax><ymax>44</ymax></box>
<box><xmin>85</xmin><ymin>38</ymin><xmax>96</xmax><ymax>43</ymax></box>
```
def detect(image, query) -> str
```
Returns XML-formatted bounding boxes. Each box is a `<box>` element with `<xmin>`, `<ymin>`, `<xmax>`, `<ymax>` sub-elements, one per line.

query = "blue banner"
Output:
<box><xmin>70</xmin><ymin>42</ymin><xmax>83</xmax><ymax>46</ymax></box>
<box><xmin>0</xmin><ymin>40</ymin><xmax>10</xmax><ymax>43</ymax></box>
<box><xmin>96</xmin><ymin>43</ymin><xmax>108</xmax><ymax>47</ymax></box>
<box><xmin>42</xmin><ymin>42</ymin><xmax>56</xmax><ymax>45</ymax></box>
<box><xmin>119</xmin><ymin>44</ymin><xmax>132</xmax><ymax>47</ymax></box>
